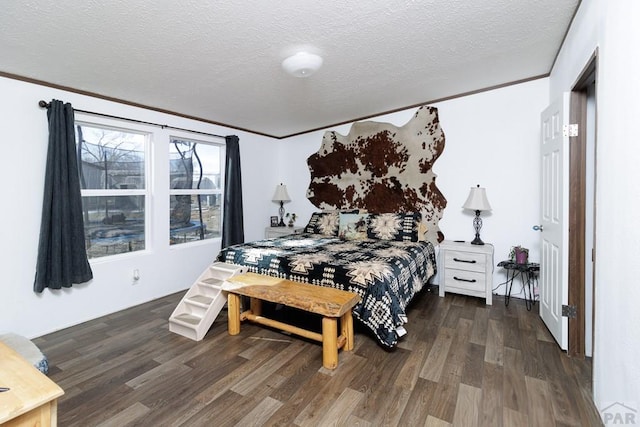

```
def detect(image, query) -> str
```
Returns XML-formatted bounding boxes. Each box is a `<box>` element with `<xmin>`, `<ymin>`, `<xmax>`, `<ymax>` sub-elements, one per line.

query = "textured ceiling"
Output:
<box><xmin>0</xmin><ymin>0</ymin><xmax>580</xmax><ymax>138</ymax></box>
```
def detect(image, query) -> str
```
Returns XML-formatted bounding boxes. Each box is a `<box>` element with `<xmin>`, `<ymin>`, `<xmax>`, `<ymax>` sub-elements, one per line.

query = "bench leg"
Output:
<box><xmin>322</xmin><ymin>317</ymin><xmax>338</xmax><ymax>370</ymax></box>
<box><xmin>250</xmin><ymin>297</ymin><xmax>262</xmax><ymax>316</ymax></box>
<box><xmin>341</xmin><ymin>310</ymin><xmax>354</xmax><ymax>351</ymax></box>
<box><xmin>228</xmin><ymin>293</ymin><xmax>241</xmax><ymax>335</ymax></box>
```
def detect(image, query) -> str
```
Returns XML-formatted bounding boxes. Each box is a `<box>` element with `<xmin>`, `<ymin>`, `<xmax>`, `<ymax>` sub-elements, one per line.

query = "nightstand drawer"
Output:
<box><xmin>444</xmin><ymin>269</ymin><xmax>487</xmax><ymax>292</ymax></box>
<box><xmin>444</xmin><ymin>250</ymin><xmax>487</xmax><ymax>273</ymax></box>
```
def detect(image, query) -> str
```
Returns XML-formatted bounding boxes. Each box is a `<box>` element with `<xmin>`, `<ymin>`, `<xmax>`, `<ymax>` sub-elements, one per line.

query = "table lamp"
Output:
<box><xmin>462</xmin><ymin>184</ymin><xmax>492</xmax><ymax>245</ymax></box>
<box><xmin>272</xmin><ymin>183</ymin><xmax>291</xmax><ymax>227</ymax></box>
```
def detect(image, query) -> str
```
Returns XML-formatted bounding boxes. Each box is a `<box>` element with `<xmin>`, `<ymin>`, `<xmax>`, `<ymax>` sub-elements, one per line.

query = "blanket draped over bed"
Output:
<box><xmin>218</xmin><ymin>233</ymin><xmax>437</xmax><ymax>347</ymax></box>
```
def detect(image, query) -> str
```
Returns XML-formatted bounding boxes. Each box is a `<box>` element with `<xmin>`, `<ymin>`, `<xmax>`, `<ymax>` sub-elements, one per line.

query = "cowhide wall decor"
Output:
<box><xmin>306</xmin><ymin>105</ymin><xmax>447</xmax><ymax>243</ymax></box>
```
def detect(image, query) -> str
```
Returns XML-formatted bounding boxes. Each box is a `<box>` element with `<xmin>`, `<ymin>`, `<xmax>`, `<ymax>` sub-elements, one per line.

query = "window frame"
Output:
<box><xmin>168</xmin><ymin>134</ymin><xmax>225</xmax><ymax>246</ymax></box>
<box><xmin>75</xmin><ymin>117</ymin><xmax>152</xmax><ymax>260</ymax></box>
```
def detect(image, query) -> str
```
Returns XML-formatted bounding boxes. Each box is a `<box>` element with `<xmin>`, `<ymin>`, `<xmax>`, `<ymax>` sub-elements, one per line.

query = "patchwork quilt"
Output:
<box><xmin>217</xmin><ymin>233</ymin><xmax>437</xmax><ymax>347</ymax></box>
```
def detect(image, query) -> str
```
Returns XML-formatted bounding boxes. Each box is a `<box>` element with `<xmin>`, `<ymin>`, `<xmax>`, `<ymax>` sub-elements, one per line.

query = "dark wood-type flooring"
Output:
<box><xmin>34</xmin><ymin>287</ymin><xmax>603</xmax><ymax>426</ymax></box>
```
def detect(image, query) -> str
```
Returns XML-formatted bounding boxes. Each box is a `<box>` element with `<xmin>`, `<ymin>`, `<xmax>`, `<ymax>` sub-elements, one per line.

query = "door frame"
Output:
<box><xmin>567</xmin><ymin>50</ymin><xmax>597</xmax><ymax>358</ymax></box>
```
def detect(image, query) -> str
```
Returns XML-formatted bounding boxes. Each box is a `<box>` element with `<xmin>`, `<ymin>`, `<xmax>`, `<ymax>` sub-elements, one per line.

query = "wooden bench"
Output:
<box><xmin>223</xmin><ymin>273</ymin><xmax>360</xmax><ymax>370</ymax></box>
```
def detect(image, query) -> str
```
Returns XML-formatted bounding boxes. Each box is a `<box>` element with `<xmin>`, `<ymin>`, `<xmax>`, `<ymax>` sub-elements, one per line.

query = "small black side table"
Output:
<box><xmin>497</xmin><ymin>260</ymin><xmax>539</xmax><ymax>311</ymax></box>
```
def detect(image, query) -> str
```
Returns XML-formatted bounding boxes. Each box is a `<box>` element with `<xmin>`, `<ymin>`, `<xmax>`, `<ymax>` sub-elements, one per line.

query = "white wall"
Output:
<box><xmin>0</xmin><ymin>76</ymin><xmax>278</xmax><ymax>339</ymax></box>
<box><xmin>550</xmin><ymin>0</ymin><xmax>640</xmax><ymax>416</ymax></box>
<box><xmin>280</xmin><ymin>78</ymin><xmax>549</xmax><ymax>297</ymax></box>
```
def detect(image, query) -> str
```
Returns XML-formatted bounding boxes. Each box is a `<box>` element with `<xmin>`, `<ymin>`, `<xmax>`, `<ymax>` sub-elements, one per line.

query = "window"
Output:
<box><xmin>76</xmin><ymin>123</ymin><xmax>148</xmax><ymax>259</ymax></box>
<box><xmin>169</xmin><ymin>138</ymin><xmax>222</xmax><ymax>245</ymax></box>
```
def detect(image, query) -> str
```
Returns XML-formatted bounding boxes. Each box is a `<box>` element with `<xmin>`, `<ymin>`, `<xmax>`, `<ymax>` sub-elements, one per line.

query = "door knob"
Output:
<box><xmin>533</xmin><ymin>225</ymin><xmax>543</xmax><ymax>231</ymax></box>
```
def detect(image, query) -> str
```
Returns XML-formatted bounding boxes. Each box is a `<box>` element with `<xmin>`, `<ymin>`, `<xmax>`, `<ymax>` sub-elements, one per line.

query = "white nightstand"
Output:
<box><xmin>438</xmin><ymin>240</ymin><xmax>494</xmax><ymax>305</ymax></box>
<box><xmin>265</xmin><ymin>226</ymin><xmax>304</xmax><ymax>239</ymax></box>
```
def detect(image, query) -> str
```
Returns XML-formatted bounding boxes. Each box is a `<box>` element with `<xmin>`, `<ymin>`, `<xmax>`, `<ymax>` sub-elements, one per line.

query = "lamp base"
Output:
<box><xmin>471</xmin><ymin>211</ymin><xmax>484</xmax><ymax>245</ymax></box>
<box><xmin>278</xmin><ymin>202</ymin><xmax>286</xmax><ymax>227</ymax></box>
<box><xmin>470</xmin><ymin>234</ymin><xmax>485</xmax><ymax>245</ymax></box>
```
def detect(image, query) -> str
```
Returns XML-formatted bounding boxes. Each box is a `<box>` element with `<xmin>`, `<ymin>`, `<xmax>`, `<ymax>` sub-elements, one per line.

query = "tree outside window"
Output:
<box><xmin>169</xmin><ymin>138</ymin><xmax>222</xmax><ymax>245</ymax></box>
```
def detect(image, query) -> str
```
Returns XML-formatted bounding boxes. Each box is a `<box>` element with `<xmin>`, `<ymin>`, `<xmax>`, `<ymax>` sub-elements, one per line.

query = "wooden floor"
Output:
<box><xmin>34</xmin><ymin>288</ymin><xmax>602</xmax><ymax>426</ymax></box>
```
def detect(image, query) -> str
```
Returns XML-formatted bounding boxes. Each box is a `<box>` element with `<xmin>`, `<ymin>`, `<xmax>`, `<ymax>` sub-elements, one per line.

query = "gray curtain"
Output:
<box><xmin>221</xmin><ymin>135</ymin><xmax>244</xmax><ymax>248</ymax></box>
<box><xmin>34</xmin><ymin>100</ymin><xmax>93</xmax><ymax>292</ymax></box>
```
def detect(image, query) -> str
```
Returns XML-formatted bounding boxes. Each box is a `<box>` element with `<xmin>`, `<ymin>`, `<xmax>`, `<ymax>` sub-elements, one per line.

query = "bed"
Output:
<box><xmin>219</xmin><ymin>105</ymin><xmax>447</xmax><ymax>347</ymax></box>
<box><xmin>218</xmin><ymin>230</ymin><xmax>437</xmax><ymax>347</ymax></box>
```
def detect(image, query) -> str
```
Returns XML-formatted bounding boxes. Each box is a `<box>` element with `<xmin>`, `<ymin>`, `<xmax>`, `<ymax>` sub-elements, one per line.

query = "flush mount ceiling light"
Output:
<box><xmin>281</xmin><ymin>52</ymin><xmax>323</xmax><ymax>78</ymax></box>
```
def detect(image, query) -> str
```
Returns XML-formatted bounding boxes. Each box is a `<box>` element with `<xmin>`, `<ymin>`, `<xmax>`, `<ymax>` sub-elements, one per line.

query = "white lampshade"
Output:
<box><xmin>463</xmin><ymin>185</ymin><xmax>492</xmax><ymax>211</ymax></box>
<box><xmin>272</xmin><ymin>183</ymin><xmax>291</xmax><ymax>203</ymax></box>
<box><xmin>281</xmin><ymin>52</ymin><xmax>323</xmax><ymax>78</ymax></box>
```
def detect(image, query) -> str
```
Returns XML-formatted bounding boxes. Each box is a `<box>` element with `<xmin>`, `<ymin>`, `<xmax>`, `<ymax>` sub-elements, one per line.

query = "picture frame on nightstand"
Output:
<box><xmin>270</xmin><ymin>216</ymin><xmax>278</xmax><ymax>227</ymax></box>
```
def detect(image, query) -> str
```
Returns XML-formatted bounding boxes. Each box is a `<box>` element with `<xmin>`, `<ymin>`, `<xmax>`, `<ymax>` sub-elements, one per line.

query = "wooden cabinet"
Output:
<box><xmin>0</xmin><ymin>342</ymin><xmax>64</xmax><ymax>426</ymax></box>
<box><xmin>438</xmin><ymin>240</ymin><xmax>494</xmax><ymax>305</ymax></box>
<box><xmin>265</xmin><ymin>226</ymin><xmax>303</xmax><ymax>239</ymax></box>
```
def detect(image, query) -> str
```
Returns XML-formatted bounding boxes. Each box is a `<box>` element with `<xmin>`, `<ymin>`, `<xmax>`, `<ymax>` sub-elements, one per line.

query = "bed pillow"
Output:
<box><xmin>303</xmin><ymin>212</ymin><xmax>340</xmax><ymax>236</ymax></box>
<box><xmin>417</xmin><ymin>220</ymin><xmax>429</xmax><ymax>242</ymax></box>
<box><xmin>367</xmin><ymin>212</ymin><xmax>421</xmax><ymax>242</ymax></box>
<box><xmin>338</xmin><ymin>213</ymin><xmax>369</xmax><ymax>240</ymax></box>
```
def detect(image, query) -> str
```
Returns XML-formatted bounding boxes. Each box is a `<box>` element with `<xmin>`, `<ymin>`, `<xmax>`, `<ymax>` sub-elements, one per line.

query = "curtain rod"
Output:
<box><xmin>38</xmin><ymin>100</ymin><xmax>227</xmax><ymax>140</ymax></box>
